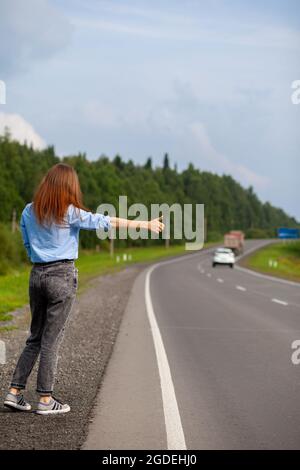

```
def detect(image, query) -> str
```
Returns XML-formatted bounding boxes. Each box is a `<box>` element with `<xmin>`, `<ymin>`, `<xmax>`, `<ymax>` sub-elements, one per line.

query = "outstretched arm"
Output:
<box><xmin>68</xmin><ymin>206</ymin><xmax>164</xmax><ymax>234</ymax></box>
<box><xmin>109</xmin><ymin>216</ymin><xmax>164</xmax><ymax>234</ymax></box>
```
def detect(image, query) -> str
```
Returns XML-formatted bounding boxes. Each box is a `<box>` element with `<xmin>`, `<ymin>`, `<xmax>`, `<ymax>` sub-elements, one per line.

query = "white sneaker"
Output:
<box><xmin>4</xmin><ymin>392</ymin><xmax>32</xmax><ymax>412</ymax></box>
<box><xmin>36</xmin><ymin>397</ymin><xmax>70</xmax><ymax>415</ymax></box>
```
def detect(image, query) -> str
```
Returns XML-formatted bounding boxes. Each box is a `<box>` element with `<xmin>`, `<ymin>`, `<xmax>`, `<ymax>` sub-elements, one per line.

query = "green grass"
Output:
<box><xmin>75</xmin><ymin>244</ymin><xmax>186</xmax><ymax>283</ymax></box>
<box><xmin>0</xmin><ymin>325</ymin><xmax>17</xmax><ymax>332</ymax></box>
<box><xmin>0</xmin><ymin>266</ymin><xmax>31</xmax><ymax>316</ymax></box>
<box><xmin>0</xmin><ymin>241</ymin><xmax>220</xmax><ymax>319</ymax></box>
<box><xmin>0</xmin><ymin>313</ymin><xmax>13</xmax><ymax>322</ymax></box>
<box><xmin>242</xmin><ymin>240</ymin><xmax>300</xmax><ymax>282</ymax></box>
<box><xmin>76</xmin><ymin>241</ymin><xmax>220</xmax><ymax>285</ymax></box>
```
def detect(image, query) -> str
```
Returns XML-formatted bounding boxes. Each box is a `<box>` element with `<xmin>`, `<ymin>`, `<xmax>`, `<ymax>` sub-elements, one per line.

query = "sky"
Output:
<box><xmin>0</xmin><ymin>0</ymin><xmax>299</xmax><ymax>220</ymax></box>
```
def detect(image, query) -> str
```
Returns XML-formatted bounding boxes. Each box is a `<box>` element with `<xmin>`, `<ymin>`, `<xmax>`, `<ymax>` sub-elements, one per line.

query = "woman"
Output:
<box><xmin>4</xmin><ymin>163</ymin><xmax>164</xmax><ymax>415</ymax></box>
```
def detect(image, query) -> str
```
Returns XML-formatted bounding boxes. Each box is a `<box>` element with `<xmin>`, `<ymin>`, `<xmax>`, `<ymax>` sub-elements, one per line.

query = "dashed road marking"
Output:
<box><xmin>236</xmin><ymin>285</ymin><xmax>247</xmax><ymax>292</ymax></box>
<box><xmin>217</xmin><ymin>278</ymin><xmax>224</xmax><ymax>283</ymax></box>
<box><xmin>197</xmin><ymin>264</ymin><xmax>205</xmax><ymax>274</ymax></box>
<box><xmin>207</xmin><ymin>273</ymin><xmax>212</xmax><ymax>278</ymax></box>
<box><xmin>272</xmin><ymin>298</ymin><xmax>288</xmax><ymax>306</ymax></box>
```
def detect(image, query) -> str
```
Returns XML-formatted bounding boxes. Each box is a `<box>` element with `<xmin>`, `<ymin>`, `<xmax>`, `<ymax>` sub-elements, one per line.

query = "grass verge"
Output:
<box><xmin>241</xmin><ymin>240</ymin><xmax>300</xmax><ymax>283</ymax></box>
<box><xmin>0</xmin><ymin>242</ymin><xmax>219</xmax><ymax>318</ymax></box>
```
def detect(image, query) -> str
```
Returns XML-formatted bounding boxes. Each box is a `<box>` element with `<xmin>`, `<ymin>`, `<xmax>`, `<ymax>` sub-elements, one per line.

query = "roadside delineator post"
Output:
<box><xmin>110</xmin><ymin>236</ymin><xmax>114</xmax><ymax>258</ymax></box>
<box><xmin>0</xmin><ymin>340</ymin><xmax>6</xmax><ymax>365</ymax></box>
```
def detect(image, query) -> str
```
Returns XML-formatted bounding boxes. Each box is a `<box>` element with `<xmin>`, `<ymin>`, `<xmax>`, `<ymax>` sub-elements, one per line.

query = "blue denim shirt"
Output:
<box><xmin>20</xmin><ymin>203</ymin><xmax>111</xmax><ymax>263</ymax></box>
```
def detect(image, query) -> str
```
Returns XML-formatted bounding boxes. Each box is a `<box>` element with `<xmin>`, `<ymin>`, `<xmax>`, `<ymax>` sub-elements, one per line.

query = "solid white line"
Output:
<box><xmin>217</xmin><ymin>278</ymin><xmax>224</xmax><ymax>283</ymax></box>
<box><xmin>235</xmin><ymin>240</ymin><xmax>273</xmax><ymax>262</ymax></box>
<box><xmin>141</xmin><ymin>242</ymin><xmax>279</xmax><ymax>449</ymax></box>
<box><xmin>145</xmin><ymin>265</ymin><xmax>187</xmax><ymax>450</ymax></box>
<box><xmin>236</xmin><ymin>285</ymin><xmax>247</xmax><ymax>291</ymax></box>
<box><xmin>235</xmin><ymin>264</ymin><xmax>300</xmax><ymax>287</ymax></box>
<box><xmin>236</xmin><ymin>241</ymin><xmax>300</xmax><ymax>288</ymax></box>
<box><xmin>272</xmin><ymin>298</ymin><xmax>289</xmax><ymax>306</ymax></box>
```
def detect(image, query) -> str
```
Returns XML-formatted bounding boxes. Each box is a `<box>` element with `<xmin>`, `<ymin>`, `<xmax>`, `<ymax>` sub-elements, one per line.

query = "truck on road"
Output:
<box><xmin>224</xmin><ymin>230</ymin><xmax>245</xmax><ymax>255</ymax></box>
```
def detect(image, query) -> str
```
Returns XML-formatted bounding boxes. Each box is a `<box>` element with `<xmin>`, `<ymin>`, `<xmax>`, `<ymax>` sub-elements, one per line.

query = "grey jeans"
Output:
<box><xmin>11</xmin><ymin>261</ymin><xmax>78</xmax><ymax>395</ymax></box>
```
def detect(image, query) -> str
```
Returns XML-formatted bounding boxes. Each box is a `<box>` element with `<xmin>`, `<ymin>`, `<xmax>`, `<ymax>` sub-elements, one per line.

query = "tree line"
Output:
<box><xmin>0</xmin><ymin>131</ymin><xmax>298</xmax><ymax>269</ymax></box>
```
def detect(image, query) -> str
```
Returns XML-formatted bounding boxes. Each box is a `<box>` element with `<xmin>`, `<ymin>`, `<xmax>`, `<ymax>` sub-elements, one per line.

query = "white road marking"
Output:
<box><xmin>235</xmin><ymin>240</ymin><xmax>300</xmax><ymax>287</ymax></box>
<box><xmin>141</xmin><ymin>241</ymin><xmax>292</xmax><ymax>449</ymax></box>
<box><xmin>272</xmin><ymin>298</ymin><xmax>289</xmax><ymax>306</ymax></box>
<box><xmin>217</xmin><ymin>278</ymin><xmax>224</xmax><ymax>283</ymax></box>
<box><xmin>145</xmin><ymin>265</ymin><xmax>187</xmax><ymax>450</ymax></box>
<box><xmin>197</xmin><ymin>264</ymin><xmax>205</xmax><ymax>274</ymax></box>
<box><xmin>236</xmin><ymin>285</ymin><xmax>247</xmax><ymax>291</ymax></box>
<box><xmin>235</xmin><ymin>240</ymin><xmax>273</xmax><ymax>262</ymax></box>
<box><xmin>207</xmin><ymin>273</ymin><xmax>212</xmax><ymax>278</ymax></box>
<box><xmin>235</xmin><ymin>263</ymin><xmax>300</xmax><ymax>287</ymax></box>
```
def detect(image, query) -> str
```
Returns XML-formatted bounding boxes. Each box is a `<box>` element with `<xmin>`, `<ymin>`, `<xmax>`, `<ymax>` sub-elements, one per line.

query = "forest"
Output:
<box><xmin>0</xmin><ymin>131</ymin><xmax>298</xmax><ymax>272</ymax></box>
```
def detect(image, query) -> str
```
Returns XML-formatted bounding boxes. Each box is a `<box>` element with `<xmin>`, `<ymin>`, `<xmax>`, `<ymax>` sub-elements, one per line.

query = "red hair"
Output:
<box><xmin>33</xmin><ymin>163</ymin><xmax>89</xmax><ymax>225</ymax></box>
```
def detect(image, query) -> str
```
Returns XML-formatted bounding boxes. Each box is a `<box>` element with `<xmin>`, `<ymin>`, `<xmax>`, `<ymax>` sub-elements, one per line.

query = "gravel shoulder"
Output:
<box><xmin>0</xmin><ymin>265</ymin><xmax>142</xmax><ymax>450</ymax></box>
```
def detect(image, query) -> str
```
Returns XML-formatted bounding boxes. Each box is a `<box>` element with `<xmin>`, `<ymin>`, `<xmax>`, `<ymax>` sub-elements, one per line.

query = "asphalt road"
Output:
<box><xmin>84</xmin><ymin>240</ymin><xmax>300</xmax><ymax>450</ymax></box>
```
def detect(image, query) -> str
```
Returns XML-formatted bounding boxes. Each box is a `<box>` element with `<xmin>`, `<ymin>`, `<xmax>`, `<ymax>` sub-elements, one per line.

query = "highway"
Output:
<box><xmin>84</xmin><ymin>240</ymin><xmax>300</xmax><ymax>450</ymax></box>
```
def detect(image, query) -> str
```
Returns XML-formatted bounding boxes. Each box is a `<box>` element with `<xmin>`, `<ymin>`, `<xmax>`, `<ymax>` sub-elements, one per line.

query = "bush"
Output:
<box><xmin>244</xmin><ymin>228</ymin><xmax>272</xmax><ymax>239</ymax></box>
<box><xmin>283</xmin><ymin>240</ymin><xmax>300</xmax><ymax>257</ymax></box>
<box><xmin>207</xmin><ymin>231</ymin><xmax>222</xmax><ymax>242</ymax></box>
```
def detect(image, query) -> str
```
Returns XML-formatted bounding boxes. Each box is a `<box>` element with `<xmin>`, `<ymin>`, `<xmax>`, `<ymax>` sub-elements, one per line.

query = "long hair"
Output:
<box><xmin>33</xmin><ymin>163</ymin><xmax>89</xmax><ymax>225</ymax></box>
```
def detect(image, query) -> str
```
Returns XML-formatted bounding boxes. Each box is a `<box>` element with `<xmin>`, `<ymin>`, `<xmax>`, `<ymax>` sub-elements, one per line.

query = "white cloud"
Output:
<box><xmin>82</xmin><ymin>100</ymin><xmax>152</xmax><ymax>131</ymax></box>
<box><xmin>72</xmin><ymin>18</ymin><xmax>166</xmax><ymax>39</ymax></box>
<box><xmin>0</xmin><ymin>0</ymin><xmax>72</xmax><ymax>76</ymax></box>
<box><xmin>0</xmin><ymin>112</ymin><xmax>46</xmax><ymax>150</ymax></box>
<box><xmin>72</xmin><ymin>13</ymin><xmax>300</xmax><ymax>51</ymax></box>
<box><xmin>80</xmin><ymin>87</ymin><xmax>269</xmax><ymax>191</ymax></box>
<box><xmin>189</xmin><ymin>121</ymin><xmax>269</xmax><ymax>189</ymax></box>
<box><xmin>83</xmin><ymin>102</ymin><xmax>121</xmax><ymax>130</ymax></box>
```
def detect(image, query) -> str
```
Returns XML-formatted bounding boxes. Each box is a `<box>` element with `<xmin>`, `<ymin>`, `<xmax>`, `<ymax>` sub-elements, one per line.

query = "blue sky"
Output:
<box><xmin>0</xmin><ymin>0</ymin><xmax>299</xmax><ymax>219</ymax></box>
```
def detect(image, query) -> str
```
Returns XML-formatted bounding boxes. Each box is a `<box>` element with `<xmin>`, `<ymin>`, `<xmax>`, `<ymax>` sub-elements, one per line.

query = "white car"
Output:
<box><xmin>212</xmin><ymin>248</ymin><xmax>235</xmax><ymax>268</ymax></box>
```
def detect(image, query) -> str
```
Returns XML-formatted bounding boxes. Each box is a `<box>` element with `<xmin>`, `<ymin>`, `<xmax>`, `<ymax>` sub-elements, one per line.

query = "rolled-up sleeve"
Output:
<box><xmin>20</xmin><ymin>211</ymin><xmax>31</xmax><ymax>259</ymax></box>
<box><xmin>68</xmin><ymin>206</ymin><xmax>111</xmax><ymax>232</ymax></box>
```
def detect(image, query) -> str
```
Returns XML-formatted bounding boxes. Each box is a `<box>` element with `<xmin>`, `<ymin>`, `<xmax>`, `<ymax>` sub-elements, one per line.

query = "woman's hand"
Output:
<box><xmin>147</xmin><ymin>216</ymin><xmax>165</xmax><ymax>234</ymax></box>
<box><xmin>110</xmin><ymin>215</ymin><xmax>165</xmax><ymax>233</ymax></box>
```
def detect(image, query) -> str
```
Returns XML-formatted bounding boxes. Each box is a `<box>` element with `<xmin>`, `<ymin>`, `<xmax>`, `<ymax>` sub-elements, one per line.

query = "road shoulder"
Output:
<box><xmin>83</xmin><ymin>268</ymin><xmax>166</xmax><ymax>450</ymax></box>
<box><xmin>0</xmin><ymin>265</ymin><xmax>142</xmax><ymax>450</ymax></box>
